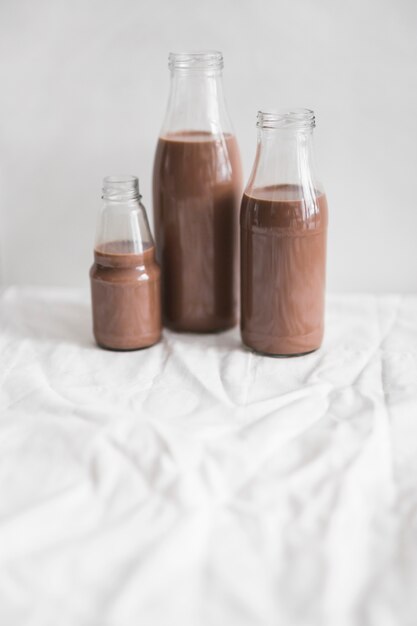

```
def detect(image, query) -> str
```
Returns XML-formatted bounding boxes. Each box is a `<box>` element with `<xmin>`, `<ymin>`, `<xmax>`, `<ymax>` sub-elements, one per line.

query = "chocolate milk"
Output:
<box><xmin>153</xmin><ymin>131</ymin><xmax>242</xmax><ymax>332</ymax></box>
<box><xmin>90</xmin><ymin>241</ymin><xmax>161</xmax><ymax>350</ymax></box>
<box><xmin>240</xmin><ymin>184</ymin><xmax>328</xmax><ymax>356</ymax></box>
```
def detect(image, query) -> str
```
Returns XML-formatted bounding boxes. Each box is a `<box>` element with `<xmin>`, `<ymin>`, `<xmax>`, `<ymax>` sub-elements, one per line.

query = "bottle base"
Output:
<box><xmin>96</xmin><ymin>342</ymin><xmax>160</xmax><ymax>352</ymax></box>
<box><xmin>164</xmin><ymin>318</ymin><xmax>237</xmax><ymax>334</ymax></box>
<box><xmin>241</xmin><ymin>328</ymin><xmax>323</xmax><ymax>357</ymax></box>
<box><xmin>244</xmin><ymin>344</ymin><xmax>319</xmax><ymax>358</ymax></box>
<box><xmin>94</xmin><ymin>332</ymin><xmax>161</xmax><ymax>351</ymax></box>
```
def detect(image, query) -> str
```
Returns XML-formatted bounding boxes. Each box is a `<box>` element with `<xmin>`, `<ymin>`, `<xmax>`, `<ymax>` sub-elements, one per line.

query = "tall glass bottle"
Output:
<box><xmin>240</xmin><ymin>109</ymin><xmax>328</xmax><ymax>356</ymax></box>
<box><xmin>153</xmin><ymin>51</ymin><xmax>243</xmax><ymax>333</ymax></box>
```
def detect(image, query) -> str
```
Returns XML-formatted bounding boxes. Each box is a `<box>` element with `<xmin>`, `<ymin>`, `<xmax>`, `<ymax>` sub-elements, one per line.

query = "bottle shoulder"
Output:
<box><xmin>90</xmin><ymin>243</ymin><xmax>160</xmax><ymax>283</ymax></box>
<box><xmin>240</xmin><ymin>184</ymin><xmax>328</xmax><ymax>233</ymax></box>
<box><xmin>90</xmin><ymin>263</ymin><xmax>160</xmax><ymax>284</ymax></box>
<box><xmin>153</xmin><ymin>132</ymin><xmax>242</xmax><ymax>194</ymax></box>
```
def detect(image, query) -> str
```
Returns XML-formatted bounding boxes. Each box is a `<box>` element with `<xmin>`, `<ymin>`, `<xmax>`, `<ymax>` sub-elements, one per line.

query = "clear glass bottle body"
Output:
<box><xmin>240</xmin><ymin>110</ymin><xmax>328</xmax><ymax>356</ymax></box>
<box><xmin>153</xmin><ymin>51</ymin><xmax>243</xmax><ymax>333</ymax></box>
<box><xmin>90</xmin><ymin>176</ymin><xmax>161</xmax><ymax>350</ymax></box>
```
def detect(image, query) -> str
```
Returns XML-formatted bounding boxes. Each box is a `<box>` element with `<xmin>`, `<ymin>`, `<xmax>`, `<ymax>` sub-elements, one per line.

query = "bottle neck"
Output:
<box><xmin>246</xmin><ymin>110</ymin><xmax>321</xmax><ymax>193</ymax></box>
<box><xmin>161</xmin><ymin>52</ymin><xmax>232</xmax><ymax>135</ymax></box>
<box><xmin>96</xmin><ymin>176</ymin><xmax>154</xmax><ymax>252</ymax></box>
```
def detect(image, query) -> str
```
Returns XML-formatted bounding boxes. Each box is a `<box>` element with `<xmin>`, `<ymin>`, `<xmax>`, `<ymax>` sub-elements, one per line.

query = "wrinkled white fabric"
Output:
<box><xmin>0</xmin><ymin>288</ymin><xmax>416</xmax><ymax>626</ymax></box>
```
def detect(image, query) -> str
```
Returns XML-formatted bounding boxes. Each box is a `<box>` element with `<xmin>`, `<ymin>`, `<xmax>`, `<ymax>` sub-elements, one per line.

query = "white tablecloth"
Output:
<box><xmin>0</xmin><ymin>288</ymin><xmax>416</xmax><ymax>626</ymax></box>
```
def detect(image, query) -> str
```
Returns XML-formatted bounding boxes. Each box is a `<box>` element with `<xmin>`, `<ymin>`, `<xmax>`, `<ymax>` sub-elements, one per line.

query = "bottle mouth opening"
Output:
<box><xmin>168</xmin><ymin>50</ymin><xmax>223</xmax><ymax>72</ymax></box>
<box><xmin>102</xmin><ymin>175</ymin><xmax>140</xmax><ymax>200</ymax></box>
<box><xmin>257</xmin><ymin>108</ymin><xmax>316</xmax><ymax>130</ymax></box>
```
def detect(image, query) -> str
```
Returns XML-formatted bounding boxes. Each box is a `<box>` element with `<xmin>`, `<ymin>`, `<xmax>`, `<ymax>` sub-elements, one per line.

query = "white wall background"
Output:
<box><xmin>0</xmin><ymin>0</ymin><xmax>416</xmax><ymax>291</ymax></box>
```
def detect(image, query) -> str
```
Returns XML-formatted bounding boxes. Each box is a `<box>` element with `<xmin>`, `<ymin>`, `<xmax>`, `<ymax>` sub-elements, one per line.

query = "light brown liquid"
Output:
<box><xmin>240</xmin><ymin>184</ymin><xmax>328</xmax><ymax>356</ymax></box>
<box><xmin>153</xmin><ymin>131</ymin><xmax>242</xmax><ymax>332</ymax></box>
<box><xmin>90</xmin><ymin>241</ymin><xmax>161</xmax><ymax>350</ymax></box>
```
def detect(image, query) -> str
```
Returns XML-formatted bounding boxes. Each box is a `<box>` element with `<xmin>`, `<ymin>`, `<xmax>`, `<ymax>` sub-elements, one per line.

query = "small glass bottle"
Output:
<box><xmin>240</xmin><ymin>109</ymin><xmax>328</xmax><ymax>356</ymax></box>
<box><xmin>153</xmin><ymin>51</ymin><xmax>243</xmax><ymax>333</ymax></box>
<box><xmin>90</xmin><ymin>176</ymin><xmax>161</xmax><ymax>350</ymax></box>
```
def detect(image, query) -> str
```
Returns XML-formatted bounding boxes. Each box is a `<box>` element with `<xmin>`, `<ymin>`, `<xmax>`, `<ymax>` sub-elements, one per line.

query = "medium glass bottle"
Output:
<box><xmin>153</xmin><ymin>51</ymin><xmax>243</xmax><ymax>333</ymax></box>
<box><xmin>90</xmin><ymin>176</ymin><xmax>161</xmax><ymax>350</ymax></box>
<box><xmin>240</xmin><ymin>109</ymin><xmax>328</xmax><ymax>356</ymax></box>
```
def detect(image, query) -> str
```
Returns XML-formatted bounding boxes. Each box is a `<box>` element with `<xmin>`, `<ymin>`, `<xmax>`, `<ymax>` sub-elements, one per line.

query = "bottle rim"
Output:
<box><xmin>102</xmin><ymin>175</ymin><xmax>140</xmax><ymax>201</ymax></box>
<box><xmin>168</xmin><ymin>50</ymin><xmax>224</xmax><ymax>72</ymax></box>
<box><xmin>257</xmin><ymin>108</ymin><xmax>316</xmax><ymax>131</ymax></box>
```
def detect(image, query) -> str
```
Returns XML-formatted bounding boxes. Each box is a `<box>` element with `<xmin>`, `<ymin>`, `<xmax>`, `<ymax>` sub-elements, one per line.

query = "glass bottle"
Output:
<box><xmin>153</xmin><ymin>51</ymin><xmax>243</xmax><ymax>333</ymax></box>
<box><xmin>90</xmin><ymin>176</ymin><xmax>161</xmax><ymax>350</ymax></box>
<box><xmin>240</xmin><ymin>109</ymin><xmax>328</xmax><ymax>356</ymax></box>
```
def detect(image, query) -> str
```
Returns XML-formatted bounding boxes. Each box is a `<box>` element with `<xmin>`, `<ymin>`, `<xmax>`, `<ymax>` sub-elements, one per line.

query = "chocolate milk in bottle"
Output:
<box><xmin>153</xmin><ymin>51</ymin><xmax>242</xmax><ymax>332</ymax></box>
<box><xmin>240</xmin><ymin>110</ymin><xmax>328</xmax><ymax>356</ymax></box>
<box><xmin>90</xmin><ymin>176</ymin><xmax>161</xmax><ymax>350</ymax></box>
